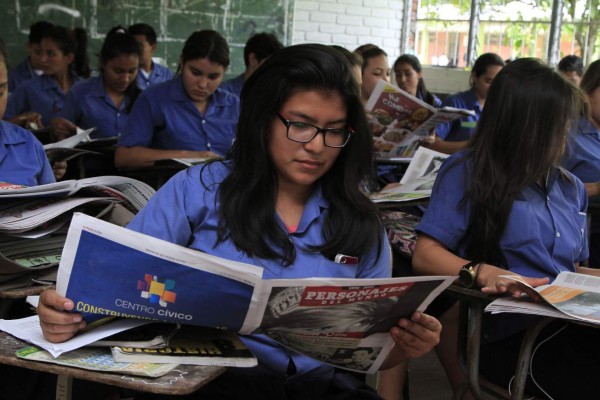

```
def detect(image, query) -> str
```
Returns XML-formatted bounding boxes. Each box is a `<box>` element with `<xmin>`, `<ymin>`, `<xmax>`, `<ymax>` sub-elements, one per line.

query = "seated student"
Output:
<box><xmin>330</xmin><ymin>45</ymin><xmax>363</xmax><ymax>88</ymax></box>
<box><xmin>5</xmin><ymin>25</ymin><xmax>90</xmax><ymax>127</ymax></box>
<box><xmin>38</xmin><ymin>44</ymin><xmax>442</xmax><ymax>399</ymax></box>
<box><xmin>425</xmin><ymin>53</ymin><xmax>504</xmax><ymax>154</ymax></box>
<box><xmin>393</xmin><ymin>54</ymin><xmax>441</xmax><ymax>107</ymax></box>
<box><xmin>413</xmin><ymin>58</ymin><xmax>600</xmax><ymax>399</ymax></box>
<box><xmin>354</xmin><ymin>44</ymin><xmax>391</xmax><ymax>102</ymax></box>
<box><xmin>8</xmin><ymin>20</ymin><xmax>53</xmax><ymax>93</ymax></box>
<box><xmin>220</xmin><ymin>32</ymin><xmax>283</xmax><ymax>97</ymax></box>
<box><xmin>557</xmin><ymin>54</ymin><xmax>584</xmax><ymax>86</ymax></box>
<box><xmin>127</xmin><ymin>23</ymin><xmax>173</xmax><ymax>90</ymax></box>
<box><xmin>114</xmin><ymin>30</ymin><xmax>239</xmax><ymax>169</ymax></box>
<box><xmin>0</xmin><ymin>37</ymin><xmax>55</xmax><ymax>186</ymax></box>
<box><xmin>563</xmin><ymin>59</ymin><xmax>600</xmax><ymax>268</ymax></box>
<box><xmin>51</xmin><ymin>26</ymin><xmax>141</xmax><ymax>140</ymax></box>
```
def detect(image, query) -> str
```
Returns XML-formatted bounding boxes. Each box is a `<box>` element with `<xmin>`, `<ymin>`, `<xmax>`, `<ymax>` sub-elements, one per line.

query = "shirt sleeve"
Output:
<box><xmin>34</xmin><ymin>140</ymin><xmax>56</xmax><ymax>185</ymax></box>
<box><xmin>5</xmin><ymin>85</ymin><xmax>28</xmax><ymax>119</ymax></box>
<box><xmin>118</xmin><ymin>91</ymin><xmax>158</xmax><ymax>147</ymax></box>
<box><xmin>435</xmin><ymin>95</ymin><xmax>460</xmax><ymax>140</ymax></box>
<box><xmin>416</xmin><ymin>155</ymin><xmax>470</xmax><ymax>252</ymax></box>
<box><xmin>576</xmin><ymin>178</ymin><xmax>589</xmax><ymax>263</ymax></box>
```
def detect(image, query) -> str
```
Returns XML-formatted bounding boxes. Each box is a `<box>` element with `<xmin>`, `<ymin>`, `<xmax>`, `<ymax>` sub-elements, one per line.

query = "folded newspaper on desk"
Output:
<box><xmin>485</xmin><ymin>272</ymin><xmax>600</xmax><ymax>325</ymax></box>
<box><xmin>55</xmin><ymin>213</ymin><xmax>454</xmax><ymax>374</ymax></box>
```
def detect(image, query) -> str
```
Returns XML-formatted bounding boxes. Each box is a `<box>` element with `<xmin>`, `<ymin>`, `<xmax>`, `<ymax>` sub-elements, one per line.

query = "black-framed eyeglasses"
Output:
<box><xmin>277</xmin><ymin>113</ymin><xmax>353</xmax><ymax>148</ymax></box>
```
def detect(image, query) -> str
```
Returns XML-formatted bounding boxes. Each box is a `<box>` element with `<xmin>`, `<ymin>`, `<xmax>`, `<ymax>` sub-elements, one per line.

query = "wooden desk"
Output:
<box><xmin>119</xmin><ymin>161</ymin><xmax>188</xmax><ymax>190</ymax></box>
<box><xmin>0</xmin><ymin>332</ymin><xmax>226</xmax><ymax>398</ymax></box>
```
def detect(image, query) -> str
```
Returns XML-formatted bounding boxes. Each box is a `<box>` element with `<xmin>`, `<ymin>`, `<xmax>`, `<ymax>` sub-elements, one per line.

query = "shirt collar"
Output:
<box><xmin>294</xmin><ymin>183</ymin><xmax>329</xmax><ymax>234</ymax></box>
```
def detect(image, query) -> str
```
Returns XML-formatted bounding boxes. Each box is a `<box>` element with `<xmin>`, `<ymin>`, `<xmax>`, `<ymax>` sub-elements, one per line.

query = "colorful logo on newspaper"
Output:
<box><xmin>137</xmin><ymin>274</ymin><xmax>176</xmax><ymax>307</ymax></box>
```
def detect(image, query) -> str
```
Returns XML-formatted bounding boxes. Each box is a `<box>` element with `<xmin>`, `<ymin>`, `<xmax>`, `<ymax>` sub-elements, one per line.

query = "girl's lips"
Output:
<box><xmin>297</xmin><ymin>159</ymin><xmax>322</xmax><ymax>170</ymax></box>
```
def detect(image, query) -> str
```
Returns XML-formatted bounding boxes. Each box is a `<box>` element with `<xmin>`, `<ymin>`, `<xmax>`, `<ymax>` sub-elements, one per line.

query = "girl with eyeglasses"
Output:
<box><xmin>38</xmin><ymin>44</ymin><xmax>441</xmax><ymax>399</ymax></box>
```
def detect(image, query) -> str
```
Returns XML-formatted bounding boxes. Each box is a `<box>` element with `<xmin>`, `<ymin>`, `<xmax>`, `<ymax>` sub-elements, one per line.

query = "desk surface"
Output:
<box><xmin>0</xmin><ymin>284</ymin><xmax>48</xmax><ymax>299</ymax></box>
<box><xmin>0</xmin><ymin>332</ymin><xmax>226</xmax><ymax>395</ymax></box>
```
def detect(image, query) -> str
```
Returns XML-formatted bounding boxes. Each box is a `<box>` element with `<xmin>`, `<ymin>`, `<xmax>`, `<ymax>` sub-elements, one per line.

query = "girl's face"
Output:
<box><xmin>0</xmin><ymin>61</ymin><xmax>7</xmax><ymax>119</ymax></box>
<box><xmin>27</xmin><ymin>42</ymin><xmax>45</xmax><ymax>70</ymax></box>
<box><xmin>39</xmin><ymin>38</ymin><xmax>73</xmax><ymax>76</ymax></box>
<box><xmin>361</xmin><ymin>54</ymin><xmax>390</xmax><ymax>100</ymax></box>
<box><xmin>103</xmin><ymin>54</ymin><xmax>139</xmax><ymax>94</ymax></box>
<box><xmin>588</xmin><ymin>87</ymin><xmax>600</xmax><ymax>127</ymax></box>
<box><xmin>180</xmin><ymin>57</ymin><xmax>224</xmax><ymax>104</ymax></box>
<box><xmin>268</xmin><ymin>90</ymin><xmax>346</xmax><ymax>192</ymax></box>
<box><xmin>472</xmin><ymin>65</ymin><xmax>502</xmax><ymax>101</ymax></box>
<box><xmin>394</xmin><ymin>62</ymin><xmax>421</xmax><ymax>96</ymax></box>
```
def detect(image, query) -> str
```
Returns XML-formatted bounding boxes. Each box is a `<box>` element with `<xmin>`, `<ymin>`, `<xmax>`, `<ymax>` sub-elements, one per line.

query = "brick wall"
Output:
<box><xmin>292</xmin><ymin>0</ymin><xmax>404</xmax><ymax>63</ymax></box>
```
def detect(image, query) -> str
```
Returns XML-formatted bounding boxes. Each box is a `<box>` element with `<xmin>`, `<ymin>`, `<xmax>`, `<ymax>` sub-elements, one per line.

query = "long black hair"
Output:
<box><xmin>43</xmin><ymin>25</ymin><xmax>90</xmax><ymax>78</ymax></box>
<box><xmin>393</xmin><ymin>54</ymin><xmax>437</xmax><ymax>106</ymax></box>
<box><xmin>458</xmin><ymin>58</ymin><xmax>585</xmax><ymax>266</ymax></box>
<box><xmin>177</xmin><ymin>30</ymin><xmax>229</xmax><ymax>74</ymax></box>
<box><xmin>215</xmin><ymin>43</ymin><xmax>383</xmax><ymax>265</ymax></box>
<box><xmin>100</xmin><ymin>26</ymin><xmax>142</xmax><ymax>113</ymax></box>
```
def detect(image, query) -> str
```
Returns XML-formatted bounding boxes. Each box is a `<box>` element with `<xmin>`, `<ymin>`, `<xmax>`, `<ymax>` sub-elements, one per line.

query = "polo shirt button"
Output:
<box><xmin>556</xmin><ymin>231</ymin><xmax>561</xmax><ymax>238</ymax></box>
<box><xmin>116</xmin><ymin>113</ymin><xmax>120</xmax><ymax>117</ymax></box>
<box><xmin>202</xmin><ymin>120</ymin><xmax>206</xmax><ymax>124</ymax></box>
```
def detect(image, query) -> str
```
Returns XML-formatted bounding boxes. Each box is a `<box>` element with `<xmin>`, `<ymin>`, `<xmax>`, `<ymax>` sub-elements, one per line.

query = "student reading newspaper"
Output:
<box><xmin>413</xmin><ymin>58</ymin><xmax>600</xmax><ymax>399</ymax></box>
<box><xmin>38</xmin><ymin>44</ymin><xmax>441</xmax><ymax>399</ymax></box>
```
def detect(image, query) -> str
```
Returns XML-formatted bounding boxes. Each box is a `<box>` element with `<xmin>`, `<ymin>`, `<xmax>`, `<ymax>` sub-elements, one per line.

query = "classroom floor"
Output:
<box><xmin>407</xmin><ymin>349</ymin><xmax>453</xmax><ymax>399</ymax></box>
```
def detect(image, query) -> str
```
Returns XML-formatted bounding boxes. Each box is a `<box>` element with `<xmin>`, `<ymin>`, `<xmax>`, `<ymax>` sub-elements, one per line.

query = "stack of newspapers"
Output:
<box><xmin>0</xmin><ymin>177</ymin><xmax>155</xmax><ymax>290</ymax></box>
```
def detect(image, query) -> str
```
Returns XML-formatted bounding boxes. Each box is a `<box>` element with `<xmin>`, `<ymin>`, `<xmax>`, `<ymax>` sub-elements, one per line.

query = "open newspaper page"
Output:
<box><xmin>42</xmin><ymin>127</ymin><xmax>96</xmax><ymax>150</ymax></box>
<box><xmin>77</xmin><ymin>176</ymin><xmax>156</xmax><ymax>212</ymax></box>
<box><xmin>57</xmin><ymin>213</ymin><xmax>265</xmax><ymax>334</ymax></box>
<box><xmin>369</xmin><ymin>147</ymin><xmax>449</xmax><ymax>203</ymax></box>
<box><xmin>254</xmin><ymin>276</ymin><xmax>454</xmax><ymax>374</ymax></box>
<box><xmin>366</xmin><ymin>80</ymin><xmax>474</xmax><ymax>160</ymax></box>
<box><xmin>485</xmin><ymin>272</ymin><xmax>600</xmax><ymax>325</ymax></box>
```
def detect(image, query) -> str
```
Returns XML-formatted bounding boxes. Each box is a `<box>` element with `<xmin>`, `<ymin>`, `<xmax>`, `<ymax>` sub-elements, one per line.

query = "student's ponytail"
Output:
<box><xmin>72</xmin><ymin>27</ymin><xmax>90</xmax><ymax>78</ymax></box>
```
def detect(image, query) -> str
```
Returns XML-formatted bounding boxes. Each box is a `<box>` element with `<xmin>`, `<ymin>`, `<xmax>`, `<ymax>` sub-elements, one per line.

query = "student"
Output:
<box><xmin>557</xmin><ymin>54</ymin><xmax>584</xmax><ymax>86</ymax></box>
<box><xmin>220</xmin><ymin>32</ymin><xmax>283</xmax><ymax>97</ymax></box>
<box><xmin>8</xmin><ymin>20</ymin><xmax>53</xmax><ymax>93</ymax></box>
<box><xmin>330</xmin><ymin>45</ymin><xmax>363</xmax><ymax>88</ymax></box>
<box><xmin>563</xmin><ymin>59</ymin><xmax>600</xmax><ymax>267</ymax></box>
<box><xmin>114</xmin><ymin>30</ymin><xmax>239</xmax><ymax>169</ymax></box>
<box><xmin>38</xmin><ymin>44</ymin><xmax>442</xmax><ymax>399</ymax></box>
<box><xmin>0</xmin><ymin>37</ymin><xmax>54</xmax><ymax>185</ymax></box>
<box><xmin>51</xmin><ymin>26</ymin><xmax>141</xmax><ymax>140</ymax></box>
<box><xmin>426</xmin><ymin>53</ymin><xmax>504</xmax><ymax>154</ymax></box>
<box><xmin>127</xmin><ymin>23</ymin><xmax>173</xmax><ymax>90</ymax></box>
<box><xmin>5</xmin><ymin>25</ymin><xmax>90</xmax><ymax>127</ymax></box>
<box><xmin>354</xmin><ymin>44</ymin><xmax>391</xmax><ymax>101</ymax></box>
<box><xmin>413</xmin><ymin>58</ymin><xmax>600</xmax><ymax>399</ymax></box>
<box><xmin>393</xmin><ymin>54</ymin><xmax>441</xmax><ymax>107</ymax></box>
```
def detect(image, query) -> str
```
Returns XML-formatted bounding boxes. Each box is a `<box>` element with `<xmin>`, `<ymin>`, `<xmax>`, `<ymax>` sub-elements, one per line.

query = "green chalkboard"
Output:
<box><xmin>0</xmin><ymin>0</ymin><xmax>293</xmax><ymax>77</ymax></box>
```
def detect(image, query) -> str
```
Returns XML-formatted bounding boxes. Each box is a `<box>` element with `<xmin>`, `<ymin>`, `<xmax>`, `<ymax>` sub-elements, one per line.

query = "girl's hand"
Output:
<box><xmin>37</xmin><ymin>289</ymin><xmax>85</xmax><ymax>343</ymax></box>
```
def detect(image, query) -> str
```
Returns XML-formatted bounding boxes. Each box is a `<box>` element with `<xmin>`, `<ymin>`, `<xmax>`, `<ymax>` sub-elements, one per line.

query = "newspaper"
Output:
<box><xmin>370</xmin><ymin>147</ymin><xmax>449</xmax><ymax>203</ymax></box>
<box><xmin>54</xmin><ymin>213</ymin><xmax>454</xmax><ymax>373</ymax></box>
<box><xmin>43</xmin><ymin>127</ymin><xmax>96</xmax><ymax>150</ymax></box>
<box><xmin>366</xmin><ymin>80</ymin><xmax>474</xmax><ymax>160</ymax></box>
<box><xmin>0</xmin><ymin>176</ymin><xmax>154</xmax><ymax>212</ymax></box>
<box><xmin>485</xmin><ymin>272</ymin><xmax>600</xmax><ymax>325</ymax></box>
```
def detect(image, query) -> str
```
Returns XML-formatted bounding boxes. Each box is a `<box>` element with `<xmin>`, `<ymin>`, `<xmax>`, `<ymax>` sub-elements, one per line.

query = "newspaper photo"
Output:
<box><xmin>365</xmin><ymin>80</ymin><xmax>474</xmax><ymax>160</ymax></box>
<box><xmin>52</xmin><ymin>213</ymin><xmax>454</xmax><ymax>373</ymax></box>
<box><xmin>485</xmin><ymin>272</ymin><xmax>600</xmax><ymax>325</ymax></box>
<box><xmin>369</xmin><ymin>147</ymin><xmax>449</xmax><ymax>203</ymax></box>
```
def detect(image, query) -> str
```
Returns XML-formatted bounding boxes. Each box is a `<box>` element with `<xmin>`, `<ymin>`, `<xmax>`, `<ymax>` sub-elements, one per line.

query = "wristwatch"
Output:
<box><xmin>458</xmin><ymin>261</ymin><xmax>479</xmax><ymax>288</ymax></box>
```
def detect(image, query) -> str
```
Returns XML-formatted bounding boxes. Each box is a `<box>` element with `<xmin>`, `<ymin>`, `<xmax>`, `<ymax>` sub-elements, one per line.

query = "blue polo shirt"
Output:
<box><xmin>0</xmin><ymin>120</ymin><xmax>55</xmax><ymax>186</ymax></box>
<box><xmin>435</xmin><ymin>89</ymin><xmax>481</xmax><ymax>141</ymax></box>
<box><xmin>417</xmin><ymin>151</ymin><xmax>588</xmax><ymax>280</ymax></box>
<box><xmin>8</xmin><ymin>57</ymin><xmax>42</xmax><ymax>93</ymax></box>
<box><xmin>220</xmin><ymin>74</ymin><xmax>245</xmax><ymax>97</ymax></box>
<box><xmin>58</xmin><ymin>76</ymin><xmax>131</xmax><ymax>139</ymax></box>
<box><xmin>118</xmin><ymin>77</ymin><xmax>239</xmax><ymax>156</ymax></box>
<box><xmin>135</xmin><ymin>63</ymin><xmax>173</xmax><ymax>90</ymax></box>
<box><xmin>5</xmin><ymin>73</ymin><xmax>81</xmax><ymax>126</ymax></box>
<box><xmin>128</xmin><ymin>161</ymin><xmax>391</xmax><ymax>380</ymax></box>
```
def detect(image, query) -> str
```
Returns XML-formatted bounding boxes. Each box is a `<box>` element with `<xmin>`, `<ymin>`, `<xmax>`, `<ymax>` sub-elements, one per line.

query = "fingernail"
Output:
<box><xmin>411</xmin><ymin>312</ymin><xmax>421</xmax><ymax>321</ymax></box>
<box><xmin>79</xmin><ymin>321</ymin><xmax>86</xmax><ymax>329</ymax></box>
<box><xmin>72</xmin><ymin>315</ymin><xmax>82</xmax><ymax>323</ymax></box>
<box><xmin>64</xmin><ymin>301</ymin><xmax>74</xmax><ymax>310</ymax></box>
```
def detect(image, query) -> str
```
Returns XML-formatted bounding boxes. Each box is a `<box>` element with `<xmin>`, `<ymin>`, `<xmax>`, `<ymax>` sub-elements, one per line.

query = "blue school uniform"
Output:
<box><xmin>417</xmin><ymin>151</ymin><xmax>588</xmax><ymax>279</ymax></box>
<box><xmin>58</xmin><ymin>76</ymin><xmax>132</xmax><ymax>139</ymax></box>
<box><xmin>434</xmin><ymin>89</ymin><xmax>481</xmax><ymax>141</ymax></box>
<box><xmin>8</xmin><ymin>58</ymin><xmax>42</xmax><ymax>93</ymax></box>
<box><xmin>220</xmin><ymin>74</ymin><xmax>245</xmax><ymax>97</ymax></box>
<box><xmin>118</xmin><ymin>77</ymin><xmax>239</xmax><ymax>156</ymax></box>
<box><xmin>562</xmin><ymin>117</ymin><xmax>600</xmax><ymax>185</ymax></box>
<box><xmin>135</xmin><ymin>63</ymin><xmax>173</xmax><ymax>90</ymax></box>
<box><xmin>5</xmin><ymin>74</ymin><xmax>80</xmax><ymax>126</ymax></box>
<box><xmin>416</xmin><ymin>88</ymin><xmax>442</xmax><ymax>108</ymax></box>
<box><xmin>0</xmin><ymin>120</ymin><xmax>55</xmax><ymax>186</ymax></box>
<box><xmin>128</xmin><ymin>161</ymin><xmax>391</xmax><ymax>381</ymax></box>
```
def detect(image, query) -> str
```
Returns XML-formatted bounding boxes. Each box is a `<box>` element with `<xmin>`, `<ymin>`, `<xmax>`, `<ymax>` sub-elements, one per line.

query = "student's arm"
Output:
<box><xmin>583</xmin><ymin>182</ymin><xmax>600</xmax><ymax>198</ymax></box>
<box><xmin>38</xmin><ymin>289</ymin><xmax>86</xmax><ymax>343</ymax></box>
<box><xmin>7</xmin><ymin>111</ymin><xmax>44</xmax><ymax>129</ymax></box>
<box><xmin>114</xmin><ymin>146</ymin><xmax>219</xmax><ymax>169</ymax></box>
<box><xmin>413</xmin><ymin>234</ymin><xmax>549</xmax><ymax>295</ymax></box>
<box><xmin>421</xmin><ymin>134</ymin><xmax>468</xmax><ymax>155</ymax></box>
<box><xmin>576</xmin><ymin>266</ymin><xmax>600</xmax><ymax>277</ymax></box>
<box><xmin>50</xmin><ymin>117</ymin><xmax>78</xmax><ymax>141</ymax></box>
